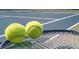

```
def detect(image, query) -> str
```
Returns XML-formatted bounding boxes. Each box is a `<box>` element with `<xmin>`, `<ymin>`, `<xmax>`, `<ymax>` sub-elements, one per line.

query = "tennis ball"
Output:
<box><xmin>25</xmin><ymin>21</ymin><xmax>43</xmax><ymax>39</ymax></box>
<box><xmin>5</xmin><ymin>23</ymin><xmax>27</xmax><ymax>44</ymax></box>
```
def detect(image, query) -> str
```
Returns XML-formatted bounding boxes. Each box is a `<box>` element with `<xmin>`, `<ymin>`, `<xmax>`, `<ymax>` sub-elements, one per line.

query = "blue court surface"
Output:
<box><xmin>0</xmin><ymin>11</ymin><xmax>79</xmax><ymax>48</ymax></box>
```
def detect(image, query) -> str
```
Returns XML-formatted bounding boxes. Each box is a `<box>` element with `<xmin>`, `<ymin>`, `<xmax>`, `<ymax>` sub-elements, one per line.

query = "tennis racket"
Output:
<box><xmin>0</xmin><ymin>30</ymin><xmax>79</xmax><ymax>49</ymax></box>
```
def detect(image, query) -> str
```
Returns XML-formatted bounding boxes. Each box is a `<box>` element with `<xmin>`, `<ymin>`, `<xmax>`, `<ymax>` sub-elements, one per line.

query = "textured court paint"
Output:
<box><xmin>43</xmin><ymin>13</ymin><xmax>79</xmax><ymax>25</ymax></box>
<box><xmin>44</xmin><ymin>15</ymin><xmax>79</xmax><ymax>30</ymax></box>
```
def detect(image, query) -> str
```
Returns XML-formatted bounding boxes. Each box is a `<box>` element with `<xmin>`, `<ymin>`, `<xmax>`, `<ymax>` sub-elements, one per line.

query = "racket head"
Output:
<box><xmin>36</xmin><ymin>30</ymin><xmax>79</xmax><ymax>49</ymax></box>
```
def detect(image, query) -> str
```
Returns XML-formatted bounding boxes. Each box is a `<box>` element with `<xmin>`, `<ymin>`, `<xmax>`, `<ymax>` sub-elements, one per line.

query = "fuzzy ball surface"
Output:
<box><xmin>25</xmin><ymin>21</ymin><xmax>43</xmax><ymax>39</ymax></box>
<box><xmin>5</xmin><ymin>23</ymin><xmax>26</xmax><ymax>43</ymax></box>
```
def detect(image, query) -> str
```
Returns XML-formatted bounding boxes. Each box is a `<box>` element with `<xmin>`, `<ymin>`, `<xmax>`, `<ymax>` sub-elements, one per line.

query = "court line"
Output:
<box><xmin>67</xmin><ymin>22</ymin><xmax>79</xmax><ymax>30</ymax></box>
<box><xmin>0</xmin><ymin>35</ymin><xmax>5</xmax><ymax>38</ymax></box>
<box><xmin>0</xmin><ymin>15</ymin><xmax>56</xmax><ymax>20</ymax></box>
<box><xmin>43</xmin><ymin>13</ymin><xmax>79</xmax><ymax>25</ymax></box>
<box><xmin>45</xmin><ymin>22</ymin><xmax>79</xmax><ymax>43</ymax></box>
<box><xmin>34</xmin><ymin>12</ymin><xmax>76</xmax><ymax>14</ymax></box>
<box><xmin>0</xmin><ymin>13</ymin><xmax>79</xmax><ymax>38</ymax></box>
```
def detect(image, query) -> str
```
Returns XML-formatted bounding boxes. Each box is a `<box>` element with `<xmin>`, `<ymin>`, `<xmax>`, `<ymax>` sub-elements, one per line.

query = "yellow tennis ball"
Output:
<box><xmin>5</xmin><ymin>23</ymin><xmax>27</xmax><ymax>44</ymax></box>
<box><xmin>25</xmin><ymin>21</ymin><xmax>43</xmax><ymax>39</ymax></box>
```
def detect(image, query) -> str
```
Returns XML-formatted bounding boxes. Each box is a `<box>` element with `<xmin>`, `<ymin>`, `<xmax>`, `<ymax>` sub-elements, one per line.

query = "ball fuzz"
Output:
<box><xmin>5</xmin><ymin>23</ymin><xmax>26</xmax><ymax>44</ymax></box>
<box><xmin>25</xmin><ymin>21</ymin><xmax>43</xmax><ymax>39</ymax></box>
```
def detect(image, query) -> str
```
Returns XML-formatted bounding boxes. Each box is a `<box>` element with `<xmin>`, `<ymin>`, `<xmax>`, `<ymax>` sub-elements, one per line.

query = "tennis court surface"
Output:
<box><xmin>0</xmin><ymin>10</ymin><xmax>79</xmax><ymax>49</ymax></box>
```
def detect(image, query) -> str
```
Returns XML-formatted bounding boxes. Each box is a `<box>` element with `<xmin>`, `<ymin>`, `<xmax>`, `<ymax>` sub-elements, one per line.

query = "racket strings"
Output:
<box><xmin>36</xmin><ymin>31</ymin><xmax>79</xmax><ymax>49</ymax></box>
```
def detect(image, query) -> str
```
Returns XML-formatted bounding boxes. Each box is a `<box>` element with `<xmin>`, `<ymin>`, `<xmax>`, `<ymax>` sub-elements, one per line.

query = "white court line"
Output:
<box><xmin>45</xmin><ymin>22</ymin><xmax>79</xmax><ymax>43</ymax></box>
<box><xmin>43</xmin><ymin>13</ymin><xmax>79</xmax><ymax>25</ymax></box>
<box><xmin>0</xmin><ymin>13</ymin><xmax>79</xmax><ymax>38</ymax></box>
<box><xmin>0</xmin><ymin>15</ymin><xmax>56</xmax><ymax>20</ymax></box>
<box><xmin>67</xmin><ymin>22</ymin><xmax>79</xmax><ymax>30</ymax></box>
<box><xmin>0</xmin><ymin>35</ymin><xmax>5</xmax><ymax>38</ymax></box>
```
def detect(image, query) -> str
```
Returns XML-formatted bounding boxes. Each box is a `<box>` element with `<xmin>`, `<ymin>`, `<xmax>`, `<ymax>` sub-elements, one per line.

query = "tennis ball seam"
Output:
<box><xmin>26</xmin><ymin>26</ymin><xmax>42</xmax><ymax>35</ymax></box>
